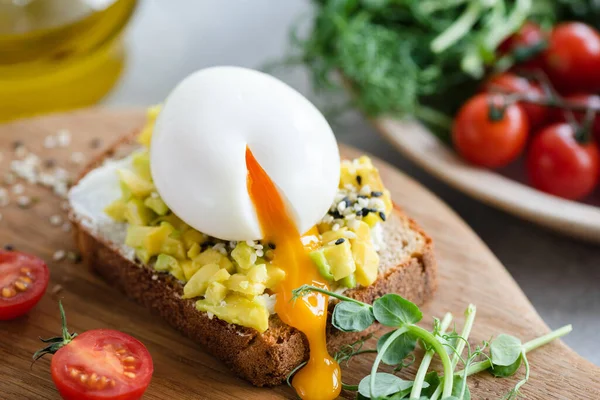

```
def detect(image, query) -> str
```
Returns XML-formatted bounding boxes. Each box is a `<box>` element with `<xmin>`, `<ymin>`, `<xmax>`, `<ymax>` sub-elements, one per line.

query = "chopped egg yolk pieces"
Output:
<box><xmin>245</xmin><ymin>147</ymin><xmax>341</xmax><ymax>400</ymax></box>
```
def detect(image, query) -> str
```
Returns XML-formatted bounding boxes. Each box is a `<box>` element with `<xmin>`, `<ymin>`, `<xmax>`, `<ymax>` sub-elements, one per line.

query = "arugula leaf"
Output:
<box><xmin>372</xmin><ymin>294</ymin><xmax>422</xmax><ymax>327</ymax></box>
<box><xmin>357</xmin><ymin>372</ymin><xmax>415</xmax><ymax>398</ymax></box>
<box><xmin>376</xmin><ymin>330</ymin><xmax>417</xmax><ymax>366</ymax></box>
<box><xmin>490</xmin><ymin>334</ymin><xmax>522</xmax><ymax>366</ymax></box>
<box><xmin>332</xmin><ymin>301</ymin><xmax>374</xmax><ymax>332</ymax></box>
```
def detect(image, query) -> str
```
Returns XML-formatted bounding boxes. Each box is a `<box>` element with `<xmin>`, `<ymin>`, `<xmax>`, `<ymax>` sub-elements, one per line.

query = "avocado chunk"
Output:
<box><xmin>118</xmin><ymin>169</ymin><xmax>154</xmax><ymax>198</ymax></box>
<box><xmin>352</xmin><ymin>239</ymin><xmax>379</xmax><ymax>287</ymax></box>
<box><xmin>339</xmin><ymin>273</ymin><xmax>357</xmax><ymax>289</ymax></box>
<box><xmin>196</xmin><ymin>294</ymin><xmax>269</xmax><ymax>332</ymax></box>
<box><xmin>104</xmin><ymin>199</ymin><xmax>127</xmax><ymax>222</ymax></box>
<box><xmin>183</xmin><ymin>263</ymin><xmax>222</xmax><ymax>299</ymax></box>
<box><xmin>155</xmin><ymin>254</ymin><xmax>178</xmax><ymax>272</ymax></box>
<box><xmin>124</xmin><ymin>198</ymin><xmax>155</xmax><ymax>226</ymax></box>
<box><xmin>311</xmin><ymin>240</ymin><xmax>356</xmax><ymax>282</ymax></box>
<box><xmin>144</xmin><ymin>196</ymin><xmax>169</xmax><ymax>216</ymax></box>
<box><xmin>309</xmin><ymin>250</ymin><xmax>334</xmax><ymax>281</ymax></box>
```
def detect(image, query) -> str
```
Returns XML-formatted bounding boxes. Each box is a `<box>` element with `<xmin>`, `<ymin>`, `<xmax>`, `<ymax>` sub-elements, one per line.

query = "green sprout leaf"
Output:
<box><xmin>332</xmin><ymin>301</ymin><xmax>375</xmax><ymax>332</ymax></box>
<box><xmin>451</xmin><ymin>374</ymin><xmax>471</xmax><ymax>400</ymax></box>
<box><xmin>490</xmin><ymin>334</ymin><xmax>522</xmax><ymax>366</ymax></box>
<box><xmin>372</xmin><ymin>294</ymin><xmax>422</xmax><ymax>327</ymax></box>
<box><xmin>490</xmin><ymin>354</ymin><xmax>523</xmax><ymax>378</ymax></box>
<box><xmin>357</xmin><ymin>372</ymin><xmax>418</xmax><ymax>398</ymax></box>
<box><xmin>376</xmin><ymin>330</ymin><xmax>417</xmax><ymax>366</ymax></box>
<box><xmin>421</xmin><ymin>371</ymin><xmax>441</xmax><ymax>397</ymax></box>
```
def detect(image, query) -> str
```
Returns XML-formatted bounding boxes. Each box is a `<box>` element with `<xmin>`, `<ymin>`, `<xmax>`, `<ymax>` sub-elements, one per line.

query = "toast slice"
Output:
<box><xmin>68</xmin><ymin>133</ymin><xmax>437</xmax><ymax>387</ymax></box>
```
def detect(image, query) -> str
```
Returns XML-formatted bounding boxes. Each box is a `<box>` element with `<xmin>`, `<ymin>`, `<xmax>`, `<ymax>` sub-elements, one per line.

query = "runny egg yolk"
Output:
<box><xmin>245</xmin><ymin>147</ymin><xmax>341</xmax><ymax>400</ymax></box>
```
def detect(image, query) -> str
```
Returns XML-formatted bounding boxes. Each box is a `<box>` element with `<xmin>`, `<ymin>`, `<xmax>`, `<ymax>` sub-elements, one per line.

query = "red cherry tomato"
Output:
<box><xmin>453</xmin><ymin>93</ymin><xmax>529</xmax><ymax>168</ymax></box>
<box><xmin>552</xmin><ymin>94</ymin><xmax>600</xmax><ymax>142</ymax></box>
<box><xmin>543</xmin><ymin>22</ymin><xmax>600</xmax><ymax>93</ymax></box>
<box><xmin>498</xmin><ymin>21</ymin><xmax>546</xmax><ymax>70</ymax></box>
<box><xmin>51</xmin><ymin>329</ymin><xmax>153</xmax><ymax>400</ymax></box>
<box><xmin>527</xmin><ymin>123</ymin><xmax>600</xmax><ymax>200</ymax></box>
<box><xmin>0</xmin><ymin>251</ymin><xmax>49</xmax><ymax>320</ymax></box>
<box><xmin>482</xmin><ymin>73</ymin><xmax>549</xmax><ymax>128</ymax></box>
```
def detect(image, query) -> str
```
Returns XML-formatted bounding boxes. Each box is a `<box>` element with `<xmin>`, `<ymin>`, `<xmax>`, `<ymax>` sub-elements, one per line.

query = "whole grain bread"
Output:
<box><xmin>69</xmin><ymin>134</ymin><xmax>437</xmax><ymax>387</ymax></box>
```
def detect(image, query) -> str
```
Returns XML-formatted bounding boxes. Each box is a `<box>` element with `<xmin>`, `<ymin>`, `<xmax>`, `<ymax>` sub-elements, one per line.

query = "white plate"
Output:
<box><xmin>373</xmin><ymin>116</ymin><xmax>600</xmax><ymax>243</ymax></box>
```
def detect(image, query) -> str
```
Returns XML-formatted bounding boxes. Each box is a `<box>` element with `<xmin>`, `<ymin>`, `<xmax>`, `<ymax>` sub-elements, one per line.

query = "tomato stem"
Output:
<box><xmin>33</xmin><ymin>301</ymin><xmax>77</xmax><ymax>362</ymax></box>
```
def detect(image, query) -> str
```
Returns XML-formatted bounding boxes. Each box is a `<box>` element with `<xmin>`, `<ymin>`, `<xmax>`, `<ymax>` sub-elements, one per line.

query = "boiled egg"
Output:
<box><xmin>150</xmin><ymin>66</ymin><xmax>340</xmax><ymax>240</ymax></box>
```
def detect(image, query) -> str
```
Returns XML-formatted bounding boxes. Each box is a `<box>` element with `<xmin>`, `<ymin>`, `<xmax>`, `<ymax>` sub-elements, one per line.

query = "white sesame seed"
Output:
<box><xmin>53</xmin><ymin>250</ymin><xmax>66</xmax><ymax>261</ymax></box>
<box><xmin>245</xmin><ymin>240</ymin><xmax>255</xmax><ymax>247</ymax></box>
<box><xmin>229</xmin><ymin>241</ymin><xmax>237</xmax><ymax>249</ymax></box>
<box><xmin>249</xmin><ymin>252</ymin><xmax>257</xmax><ymax>264</ymax></box>
<box><xmin>16</xmin><ymin>196</ymin><xmax>32</xmax><ymax>208</ymax></box>
<box><xmin>254</xmin><ymin>244</ymin><xmax>263</xmax><ymax>250</ymax></box>
<box><xmin>358</xmin><ymin>197</ymin><xmax>369</xmax><ymax>208</ymax></box>
<box><xmin>56</xmin><ymin>130</ymin><xmax>71</xmax><ymax>147</ymax></box>
<box><xmin>337</xmin><ymin>201</ymin><xmax>346</xmax><ymax>213</ymax></box>
<box><xmin>343</xmin><ymin>231</ymin><xmax>358</xmax><ymax>239</ymax></box>
<box><xmin>49</xmin><ymin>215</ymin><xmax>63</xmax><ymax>226</ymax></box>
<box><xmin>151</xmin><ymin>275</ymin><xmax>158</xmax><ymax>281</ymax></box>
<box><xmin>44</xmin><ymin>135</ymin><xmax>57</xmax><ymax>149</ymax></box>
<box><xmin>256</xmin><ymin>249</ymin><xmax>264</xmax><ymax>257</ymax></box>
<box><xmin>11</xmin><ymin>183</ymin><xmax>24</xmax><ymax>195</ymax></box>
<box><xmin>327</xmin><ymin>240</ymin><xmax>337</xmax><ymax>246</ymax></box>
<box><xmin>207</xmin><ymin>312</ymin><xmax>214</xmax><ymax>319</ymax></box>
<box><xmin>69</xmin><ymin>152</ymin><xmax>86</xmax><ymax>165</ymax></box>
<box><xmin>332</xmin><ymin>223</ymin><xmax>340</xmax><ymax>232</ymax></box>
<box><xmin>359</xmin><ymin>185</ymin><xmax>372</xmax><ymax>196</ymax></box>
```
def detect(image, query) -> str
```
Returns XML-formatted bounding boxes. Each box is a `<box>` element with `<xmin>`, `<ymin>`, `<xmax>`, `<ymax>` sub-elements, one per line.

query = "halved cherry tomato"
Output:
<box><xmin>51</xmin><ymin>329</ymin><xmax>153</xmax><ymax>400</ymax></box>
<box><xmin>0</xmin><ymin>251</ymin><xmax>49</xmax><ymax>320</ymax></box>
<box><xmin>552</xmin><ymin>94</ymin><xmax>600</xmax><ymax>142</ymax></box>
<box><xmin>527</xmin><ymin>123</ymin><xmax>600</xmax><ymax>200</ymax></box>
<box><xmin>543</xmin><ymin>22</ymin><xmax>600</xmax><ymax>93</ymax></box>
<box><xmin>498</xmin><ymin>21</ymin><xmax>546</xmax><ymax>71</ymax></box>
<box><xmin>453</xmin><ymin>93</ymin><xmax>529</xmax><ymax>168</ymax></box>
<box><xmin>482</xmin><ymin>73</ymin><xmax>549</xmax><ymax>128</ymax></box>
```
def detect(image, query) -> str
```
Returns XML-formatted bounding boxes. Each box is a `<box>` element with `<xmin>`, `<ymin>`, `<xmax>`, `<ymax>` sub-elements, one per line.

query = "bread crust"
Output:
<box><xmin>69</xmin><ymin>134</ymin><xmax>437</xmax><ymax>387</ymax></box>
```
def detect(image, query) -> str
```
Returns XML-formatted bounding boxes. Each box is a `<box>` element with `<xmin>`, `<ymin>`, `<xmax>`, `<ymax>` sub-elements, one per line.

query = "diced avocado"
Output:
<box><xmin>351</xmin><ymin>221</ymin><xmax>371</xmax><ymax>242</ymax></box>
<box><xmin>155</xmin><ymin>254</ymin><xmax>178</xmax><ymax>272</ymax></box>
<box><xmin>138</xmin><ymin>105</ymin><xmax>161</xmax><ymax>147</ymax></box>
<box><xmin>352</xmin><ymin>240</ymin><xmax>379</xmax><ymax>287</ymax></box>
<box><xmin>265</xmin><ymin>265</ymin><xmax>286</xmax><ymax>289</ymax></box>
<box><xmin>135</xmin><ymin>248</ymin><xmax>152</xmax><ymax>264</ymax></box>
<box><xmin>227</xmin><ymin>274</ymin><xmax>266</xmax><ymax>297</ymax></box>
<box><xmin>144</xmin><ymin>223</ymin><xmax>172</xmax><ymax>255</ymax></box>
<box><xmin>160</xmin><ymin>237</ymin><xmax>186</xmax><ymax>260</ymax></box>
<box><xmin>104</xmin><ymin>199</ymin><xmax>127</xmax><ymax>222</ymax></box>
<box><xmin>231</xmin><ymin>242</ymin><xmax>256</xmax><ymax>271</ymax></box>
<box><xmin>309</xmin><ymin>250</ymin><xmax>334</xmax><ymax>281</ymax></box>
<box><xmin>181</xmin><ymin>260</ymin><xmax>198</xmax><ymax>281</ymax></box>
<box><xmin>196</xmin><ymin>294</ymin><xmax>269</xmax><ymax>332</ymax></box>
<box><xmin>132</xmin><ymin>151</ymin><xmax>152</xmax><ymax>181</ymax></box>
<box><xmin>125</xmin><ymin>225</ymin><xmax>155</xmax><ymax>248</ymax></box>
<box><xmin>321</xmin><ymin>241</ymin><xmax>356</xmax><ymax>281</ymax></box>
<box><xmin>187</xmin><ymin>243</ymin><xmax>201</xmax><ymax>259</ymax></box>
<box><xmin>363</xmin><ymin>213</ymin><xmax>381</xmax><ymax>228</ymax></box>
<box><xmin>247</xmin><ymin>264</ymin><xmax>268</xmax><ymax>284</ymax></box>
<box><xmin>144</xmin><ymin>196</ymin><xmax>169</xmax><ymax>216</ymax></box>
<box><xmin>170</xmin><ymin>261</ymin><xmax>186</xmax><ymax>281</ymax></box>
<box><xmin>183</xmin><ymin>263</ymin><xmax>221</xmax><ymax>299</ymax></box>
<box><xmin>182</xmin><ymin>229</ymin><xmax>208</xmax><ymax>249</ymax></box>
<box><xmin>204</xmin><ymin>282</ymin><xmax>228</xmax><ymax>305</ymax></box>
<box><xmin>118</xmin><ymin>169</ymin><xmax>154</xmax><ymax>198</ymax></box>
<box><xmin>339</xmin><ymin>273</ymin><xmax>357</xmax><ymax>289</ymax></box>
<box><xmin>210</xmin><ymin>268</ymin><xmax>231</xmax><ymax>283</ymax></box>
<box><xmin>321</xmin><ymin>228</ymin><xmax>348</xmax><ymax>245</ymax></box>
<box><xmin>194</xmin><ymin>248</ymin><xmax>234</xmax><ymax>273</ymax></box>
<box><xmin>155</xmin><ymin>213</ymin><xmax>189</xmax><ymax>232</ymax></box>
<box><xmin>124</xmin><ymin>198</ymin><xmax>155</xmax><ymax>226</ymax></box>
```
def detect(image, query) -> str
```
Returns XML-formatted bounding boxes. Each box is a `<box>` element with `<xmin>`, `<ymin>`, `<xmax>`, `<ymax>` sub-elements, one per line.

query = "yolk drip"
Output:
<box><xmin>245</xmin><ymin>147</ymin><xmax>341</xmax><ymax>400</ymax></box>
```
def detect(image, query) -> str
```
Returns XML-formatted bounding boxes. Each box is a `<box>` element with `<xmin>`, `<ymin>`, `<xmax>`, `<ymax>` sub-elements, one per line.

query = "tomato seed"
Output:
<box><xmin>69</xmin><ymin>368</ymin><xmax>78</xmax><ymax>378</ymax></box>
<box><xmin>110</xmin><ymin>380</ymin><xmax>116</xmax><ymax>388</ymax></box>
<box><xmin>20</xmin><ymin>268</ymin><xmax>31</xmax><ymax>274</ymax></box>
<box><xmin>2</xmin><ymin>287</ymin><xmax>16</xmax><ymax>298</ymax></box>
<box><xmin>80</xmin><ymin>374</ymin><xmax>88</xmax><ymax>384</ymax></box>
<box><xmin>123</xmin><ymin>356</ymin><xmax>136</xmax><ymax>364</ymax></box>
<box><xmin>97</xmin><ymin>376</ymin><xmax>108</xmax><ymax>390</ymax></box>
<box><xmin>123</xmin><ymin>372</ymin><xmax>136</xmax><ymax>379</ymax></box>
<box><xmin>116</xmin><ymin>348</ymin><xmax>127</xmax><ymax>354</ymax></box>
<box><xmin>19</xmin><ymin>276</ymin><xmax>32</xmax><ymax>284</ymax></box>
<box><xmin>14</xmin><ymin>281</ymin><xmax>28</xmax><ymax>292</ymax></box>
<box><xmin>124</xmin><ymin>365</ymin><xmax>136</xmax><ymax>371</ymax></box>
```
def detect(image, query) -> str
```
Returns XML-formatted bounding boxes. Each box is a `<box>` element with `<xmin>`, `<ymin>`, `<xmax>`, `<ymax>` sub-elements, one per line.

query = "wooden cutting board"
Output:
<box><xmin>0</xmin><ymin>109</ymin><xmax>598</xmax><ymax>400</ymax></box>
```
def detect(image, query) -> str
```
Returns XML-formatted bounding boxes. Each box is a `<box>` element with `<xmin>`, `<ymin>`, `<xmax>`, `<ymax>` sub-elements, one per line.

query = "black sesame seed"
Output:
<box><xmin>335</xmin><ymin>238</ymin><xmax>345</xmax><ymax>245</ymax></box>
<box><xmin>361</xmin><ymin>207</ymin><xmax>371</xmax><ymax>216</ymax></box>
<box><xmin>357</xmin><ymin>195</ymin><xmax>368</xmax><ymax>199</ymax></box>
<box><xmin>203</xmin><ymin>241</ymin><xmax>215</xmax><ymax>248</ymax></box>
<box><xmin>330</xmin><ymin>210</ymin><xmax>343</xmax><ymax>219</ymax></box>
<box><xmin>3</xmin><ymin>244</ymin><xmax>14</xmax><ymax>251</ymax></box>
<box><xmin>379</xmin><ymin>211</ymin><xmax>387</xmax><ymax>221</ymax></box>
<box><xmin>268</xmin><ymin>242</ymin><xmax>276</xmax><ymax>250</ymax></box>
<box><xmin>356</xmin><ymin>210</ymin><xmax>363</xmax><ymax>217</ymax></box>
<box><xmin>371</xmin><ymin>191</ymin><xmax>383</xmax><ymax>197</ymax></box>
<box><xmin>12</xmin><ymin>140</ymin><xmax>23</xmax><ymax>149</ymax></box>
<box><xmin>356</xmin><ymin>175</ymin><xmax>362</xmax><ymax>185</ymax></box>
<box><xmin>44</xmin><ymin>159</ymin><xmax>57</xmax><ymax>168</ymax></box>
<box><xmin>90</xmin><ymin>138</ymin><xmax>103</xmax><ymax>149</ymax></box>
<box><xmin>342</xmin><ymin>197</ymin><xmax>351</xmax><ymax>207</ymax></box>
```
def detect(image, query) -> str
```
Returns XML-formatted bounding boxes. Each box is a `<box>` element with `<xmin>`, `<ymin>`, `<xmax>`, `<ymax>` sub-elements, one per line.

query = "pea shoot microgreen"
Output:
<box><xmin>289</xmin><ymin>284</ymin><xmax>572</xmax><ymax>400</ymax></box>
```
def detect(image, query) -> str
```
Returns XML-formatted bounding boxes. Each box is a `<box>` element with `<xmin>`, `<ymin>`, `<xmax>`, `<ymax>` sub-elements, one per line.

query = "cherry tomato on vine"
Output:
<box><xmin>482</xmin><ymin>73</ymin><xmax>549</xmax><ymax>128</ymax></box>
<box><xmin>543</xmin><ymin>22</ymin><xmax>600</xmax><ymax>93</ymax></box>
<box><xmin>35</xmin><ymin>303</ymin><xmax>154</xmax><ymax>400</ymax></box>
<box><xmin>527</xmin><ymin>123</ymin><xmax>600</xmax><ymax>200</ymax></box>
<box><xmin>498</xmin><ymin>21</ymin><xmax>546</xmax><ymax>71</ymax></box>
<box><xmin>552</xmin><ymin>93</ymin><xmax>600</xmax><ymax>142</ymax></box>
<box><xmin>0</xmin><ymin>251</ymin><xmax>49</xmax><ymax>320</ymax></box>
<box><xmin>453</xmin><ymin>93</ymin><xmax>529</xmax><ymax>168</ymax></box>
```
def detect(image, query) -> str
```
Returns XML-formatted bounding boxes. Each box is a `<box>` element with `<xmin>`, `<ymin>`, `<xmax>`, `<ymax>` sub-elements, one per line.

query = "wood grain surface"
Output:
<box><xmin>0</xmin><ymin>109</ymin><xmax>598</xmax><ymax>400</ymax></box>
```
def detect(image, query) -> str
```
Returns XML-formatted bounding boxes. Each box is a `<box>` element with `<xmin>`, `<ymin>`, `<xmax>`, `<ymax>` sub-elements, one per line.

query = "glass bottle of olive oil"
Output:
<box><xmin>0</xmin><ymin>0</ymin><xmax>137</xmax><ymax>122</ymax></box>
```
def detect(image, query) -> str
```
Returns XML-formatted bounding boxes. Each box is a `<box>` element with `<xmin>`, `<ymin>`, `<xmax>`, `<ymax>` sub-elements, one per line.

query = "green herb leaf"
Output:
<box><xmin>489</xmin><ymin>353</ymin><xmax>523</xmax><ymax>378</ymax></box>
<box><xmin>420</xmin><ymin>371</ymin><xmax>441</xmax><ymax>397</ymax></box>
<box><xmin>332</xmin><ymin>301</ymin><xmax>375</xmax><ymax>332</ymax></box>
<box><xmin>376</xmin><ymin>330</ymin><xmax>417</xmax><ymax>366</ymax></box>
<box><xmin>451</xmin><ymin>375</ymin><xmax>471</xmax><ymax>400</ymax></box>
<box><xmin>490</xmin><ymin>334</ymin><xmax>522</xmax><ymax>366</ymax></box>
<box><xmin>357</xmin><ymin>372</ymin><xmax>415</xmax><ymax>398</ymax></box>
<box><xmin>372</xmin><ymin>294</ymin><xmax>422</xmax><ymax>327</ymax></box>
